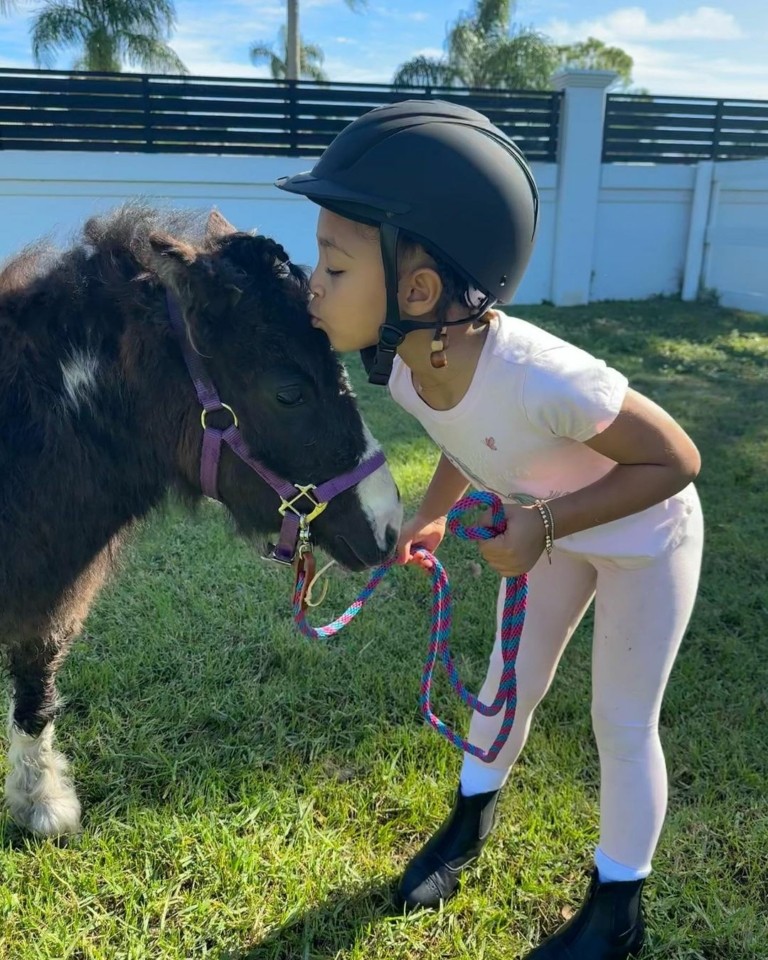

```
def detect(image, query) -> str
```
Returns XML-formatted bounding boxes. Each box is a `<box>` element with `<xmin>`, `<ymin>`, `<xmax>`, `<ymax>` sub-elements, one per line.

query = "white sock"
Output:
<box><xmin>459</xmin><ymin>754</ymin><xmax>509</xmax><ymax>796</ymax></box>
<box><xmin>595</xmin><ymin>847</ymin><xmax>651</xmax><ymax>883</ymax></box>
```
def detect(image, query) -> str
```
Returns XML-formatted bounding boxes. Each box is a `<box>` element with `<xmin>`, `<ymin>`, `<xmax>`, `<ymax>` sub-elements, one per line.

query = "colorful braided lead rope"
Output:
<box><xmin>292</xmin><ymin>491</ymin><xmax>527</xmax><ymax>763</ymax></box>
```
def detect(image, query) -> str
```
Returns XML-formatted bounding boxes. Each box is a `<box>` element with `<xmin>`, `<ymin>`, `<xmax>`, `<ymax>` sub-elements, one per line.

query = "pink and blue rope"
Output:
<box><xmin>293</xmin><ymin>491</ymin><xmax>527</xmax><ymax>763</ymax></box>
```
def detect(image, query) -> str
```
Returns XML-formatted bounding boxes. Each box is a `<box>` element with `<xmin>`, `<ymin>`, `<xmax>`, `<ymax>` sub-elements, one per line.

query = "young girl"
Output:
<box><xmin>276</xmin><ymin>100</ymin><xmax>704</xmax><ymax>959</ymax></box>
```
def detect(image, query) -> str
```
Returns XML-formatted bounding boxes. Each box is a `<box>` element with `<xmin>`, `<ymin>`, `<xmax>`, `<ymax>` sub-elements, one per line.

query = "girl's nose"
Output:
<box><xmin>308</xmin><ymin>267</ymin><xmax>323</xmax><ymax>298</ymax></box>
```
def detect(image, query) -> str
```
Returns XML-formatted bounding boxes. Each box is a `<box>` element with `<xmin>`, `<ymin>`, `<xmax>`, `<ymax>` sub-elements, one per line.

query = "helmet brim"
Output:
<box><xmin>275</xmin><ymin>172</ymin><xmax>411</xmax><ymax>217</ymax></box>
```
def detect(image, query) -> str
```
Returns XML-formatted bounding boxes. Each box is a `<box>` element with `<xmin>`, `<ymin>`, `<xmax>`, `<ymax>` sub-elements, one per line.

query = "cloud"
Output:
<box><xmin>321</xmin><ymin>57</ymin><xmax>398</xmax><ymax>82</ymax></box>
<box><xmin>545</xmin><ymin>5</ymin><xmax>743</xmax><ymax>44</ymax></box>
<box><xmin>622</xmin><ymin>43</ymin><xmax>768</xmax><ymax>99</ymax></box>
<box><xmin>541</xmin><ymin>4</ymin><xmax>761</xmax><ymax>97</ymax></box>
<box><xmin>170</xmin><ymin>2</ymin><xmax>288</xmax><ymax>76</ymax></box>
<box><xmin>369</xmin><ymin>3</ymin><xmax>431</xmax><ymax>21</ymax></box>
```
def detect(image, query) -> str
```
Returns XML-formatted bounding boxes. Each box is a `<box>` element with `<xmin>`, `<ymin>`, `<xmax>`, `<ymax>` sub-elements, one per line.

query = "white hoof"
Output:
<box><xmin>5</xmin><ymin>722</ymin><xmax>82</xmax><ymax>836</ymax></box>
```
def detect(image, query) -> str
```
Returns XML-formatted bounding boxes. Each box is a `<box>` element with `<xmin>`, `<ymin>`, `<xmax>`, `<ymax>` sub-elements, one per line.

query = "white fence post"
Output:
<box><xmin>550</xmin><ymin>69</ymin><xmax>617</xmax><ymax>306</ymax></box>
<box><xmin>682</xmin><ymin>160</ymin><xmax>715</xmax><ymax>300</ymax></box>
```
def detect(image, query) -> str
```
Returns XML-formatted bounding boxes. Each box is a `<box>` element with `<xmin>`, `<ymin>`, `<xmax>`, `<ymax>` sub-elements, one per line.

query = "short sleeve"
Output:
<box><xmin>522</xmin><ymin>345</ymin><xmax>628</xmax><ymax>442</ymax></box>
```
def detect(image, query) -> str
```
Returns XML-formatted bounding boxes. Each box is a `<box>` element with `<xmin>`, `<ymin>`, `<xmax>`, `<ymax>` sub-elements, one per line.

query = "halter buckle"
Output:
<box><xmin>278</xmin><ymin>484</ymin><xmax>328</xmax><ymax>524</ymax></box>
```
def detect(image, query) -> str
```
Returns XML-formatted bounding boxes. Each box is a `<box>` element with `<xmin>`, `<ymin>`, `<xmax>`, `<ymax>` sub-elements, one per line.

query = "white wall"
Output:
<box><xmin>0</xmin><ymin>152</ymin><xmax>314</xmax><ymax>263</ymax></box>
<box><xmin>702</xmin><ymin>158</ymin><xmax>768</xmax><ymax>313</ymax></box>
<box><xmin>0</xmin><ymin>150</ymin><xmax>557</xmax><ymax>307</ymax></box>
<box><xmin>592</xmin><ymin>165</ymin><xmax>696</xmax><ymax>301</ymax></box>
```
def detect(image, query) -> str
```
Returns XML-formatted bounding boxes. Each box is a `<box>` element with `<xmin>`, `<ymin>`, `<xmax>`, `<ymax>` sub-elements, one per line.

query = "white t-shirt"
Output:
<box><xmin>388</xmin><ymin>313</ymin><xmax>697</xmax><ymax>560</ymax></box>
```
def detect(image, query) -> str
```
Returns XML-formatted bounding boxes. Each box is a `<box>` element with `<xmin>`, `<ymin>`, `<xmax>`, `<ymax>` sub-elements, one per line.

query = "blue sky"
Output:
<box><xmin>1</xmin><ymin>1</ymin><xmax>766</xmax><ymax>99</ymax></box>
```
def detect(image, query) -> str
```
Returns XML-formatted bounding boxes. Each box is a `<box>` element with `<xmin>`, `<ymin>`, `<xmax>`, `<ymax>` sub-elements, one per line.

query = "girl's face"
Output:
<box><xmin>308</xmin><ymin>209</ymin><xmax>388</xmax><ymax>353</ymax></box>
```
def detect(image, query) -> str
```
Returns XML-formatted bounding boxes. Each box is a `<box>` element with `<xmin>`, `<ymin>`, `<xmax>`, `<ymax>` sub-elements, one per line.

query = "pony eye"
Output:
<box><xmin>276</xmin><ymin>385</ymin><xmax>305</xmax><ymax>406</ymax></box>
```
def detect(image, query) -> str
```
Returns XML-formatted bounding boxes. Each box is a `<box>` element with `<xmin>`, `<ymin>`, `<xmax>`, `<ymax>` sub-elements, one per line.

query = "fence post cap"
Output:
<box><xmin>551</xmin><ymin>68</ymin><xmax>618</xmax><ymax>91</ymax></box>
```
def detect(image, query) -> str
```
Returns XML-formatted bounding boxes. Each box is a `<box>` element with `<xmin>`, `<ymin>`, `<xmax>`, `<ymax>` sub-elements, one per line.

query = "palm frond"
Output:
<box><xmin>252</xmin><ymin>30</ymin><xmax>330</xmax><ymax>81</ymax></box>
<box><xmin>482</xmin><ymin>28</ymin><xmax>555</xmax><ymax>88</ymax></box>
<box><xmin>83</xmin><ymin>23</ymin><xmax>120</xmax><ymax>70</ymax></box>
<box><xmin>121</xmin><ymin>31</ymin><xmax>186</xmax><ymax>73</ymax></box>
<box><xmin>31</xmin><ymin>0</ymin><xmax>183</xmax><ymax>71</ymax></box>
<box><xmin>556</xmin><ymin>36</ymin><xmax>633</xmax><ymax>87</ymax></box>
<box><xmin>301</xmin><ymin>42</ymin><xmax>324</xmax><ymax>63</ymax></box>
<box><xmin>300</xmin><ymin>43</ymin><xmax>327</xmax><ymax>81</ymax></box>
<box><xmin>302</xmin><ymin>62</ymin><xmax>328</xmax><ymax>81</ymax></box>
<box><xmin>81</xmin><ymin>0</ymin><xmax>175</xmax><ymax>34</ymax></box>
<box><xmin>31</xmin><ymin>3</ymin><xmax>88</xmax><ymax>67</ymax></box>
<box><xmin>249</xmin><ymin>40</ymin><xmax>285</xmax><ymax>79</ymax></box>
<box><xmin>270</xmin><ymin>52</ymin><xmax>285</xmax><ymax>78</ymax></box>
<box><xmin>392</xmin><ymin>55</ymin><xmax>458</xmax><ymax>89</ymax></box>
<box><xmin>249</xmin><ymin>42</ymin><xmax>273</xmax><ymax>62</ymax></box>
<box><xmin>474</xmin><ymin>0</ymin><xmax>510</xmax><ymax>40</ymax></box>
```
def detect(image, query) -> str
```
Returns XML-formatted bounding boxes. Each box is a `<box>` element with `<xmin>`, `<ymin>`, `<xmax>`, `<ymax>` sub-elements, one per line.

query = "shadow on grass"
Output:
<box><xmin>0</xmin><ymin>814</ymin><xmax>73</xmax><ymax>851</ymax></box>
<box><xmin>222</xmin><ymin>880</ymin><xmax>403</xmax><ymax>960</ymax></box>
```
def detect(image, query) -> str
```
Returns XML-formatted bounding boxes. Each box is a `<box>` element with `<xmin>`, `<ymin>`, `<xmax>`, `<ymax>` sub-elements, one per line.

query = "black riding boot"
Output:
<box><xmin>397</xmin><ymin>787</ymin><xmax>500</xmax><ymax>910</ymax></box>
<box><xmin>524</xmin><ymin>870</ymin><xmax>646</xmax><ymax>959</ymax></box>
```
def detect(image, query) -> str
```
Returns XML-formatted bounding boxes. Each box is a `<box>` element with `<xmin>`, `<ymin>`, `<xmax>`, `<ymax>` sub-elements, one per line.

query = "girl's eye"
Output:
<box><xmin>325</xmin><ymin>268</ymin><xmax>344</xmax><ymax>277</ymax></box>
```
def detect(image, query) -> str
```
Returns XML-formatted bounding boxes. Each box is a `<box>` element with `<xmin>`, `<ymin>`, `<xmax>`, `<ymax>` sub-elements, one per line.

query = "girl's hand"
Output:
<box><xmin>478</xmin><ymin>504</ymin><xmax>546</xmax><ymax>576</ymax></box>
<box><xmin>396</xmin><ymin>514</ymin><xmax>447</xmax><ymax>565</ymax></box>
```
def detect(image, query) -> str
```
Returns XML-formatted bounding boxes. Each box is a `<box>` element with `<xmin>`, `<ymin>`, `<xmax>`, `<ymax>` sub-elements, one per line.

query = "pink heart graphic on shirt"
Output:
<box><xmin>485</xmin><ymin>437</ymin><xmax>497</xmax><ymax>451</ymax></box>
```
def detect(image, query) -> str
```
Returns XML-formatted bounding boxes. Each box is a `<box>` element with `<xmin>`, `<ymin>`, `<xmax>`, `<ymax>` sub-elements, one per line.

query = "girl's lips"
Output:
<box><xmin>310</xmin><ymin>315</ymin><xmax>321</xmax><ymax>327</ymax></box>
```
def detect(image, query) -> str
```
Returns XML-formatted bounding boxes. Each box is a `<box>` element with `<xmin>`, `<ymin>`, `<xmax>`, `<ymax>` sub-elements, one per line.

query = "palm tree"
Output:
<box><xmin>31</xmin><ymin>0</ymin><xmax>186</xmax><ymax>73</ymax></box>
<box><xmin>393</xmin><ymin>0</ymin><xmax>556</xmax><ymax>90</ymax></box>
<box><xmin>250</xmin><ymin>25</ymin><xmax>328</xmax><ymax>82</ymax></box>
<box><xmin>283</xmin><ymin>0</ymin><xmax>366</xmax><ymax>81</ymax></box>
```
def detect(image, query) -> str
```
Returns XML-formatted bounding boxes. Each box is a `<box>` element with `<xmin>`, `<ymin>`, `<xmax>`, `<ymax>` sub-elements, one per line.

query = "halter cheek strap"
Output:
<box><xmin>166</xmin><ymin>290</ymin><xmax>386</xmax><ymax>562</ymax></box>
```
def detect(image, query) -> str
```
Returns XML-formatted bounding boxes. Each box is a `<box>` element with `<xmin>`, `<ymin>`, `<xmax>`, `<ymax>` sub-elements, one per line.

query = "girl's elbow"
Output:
<box><xmin>679</xmin><ymin>442</ymin><xmax>702</xmax><ymax>483</ymax></box>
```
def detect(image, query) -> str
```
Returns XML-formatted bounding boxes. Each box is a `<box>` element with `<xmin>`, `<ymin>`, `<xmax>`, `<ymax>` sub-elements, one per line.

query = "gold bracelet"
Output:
<box><xmin>533</xmin><ymin>499</ymin><xmax>554</xmax><ymax>564</ymax></box>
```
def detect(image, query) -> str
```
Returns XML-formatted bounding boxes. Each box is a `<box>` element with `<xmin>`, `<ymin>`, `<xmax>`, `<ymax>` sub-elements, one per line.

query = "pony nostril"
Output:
<box><xmin>384</xmin><ymin>525</ymin><xmax>398</xmax><ymax>556</ymax></box>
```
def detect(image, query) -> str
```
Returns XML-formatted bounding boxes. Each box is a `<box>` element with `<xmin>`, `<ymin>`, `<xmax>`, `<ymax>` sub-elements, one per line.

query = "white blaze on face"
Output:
<box><xmin>60</xmin><ymin>347</ymin><xmax>99</xmax><ymax>412</ymax></box>
<box><xmin>355</xmin><ymin>424</ymin><xmax>402</xmax><ymax>551</ymax></box>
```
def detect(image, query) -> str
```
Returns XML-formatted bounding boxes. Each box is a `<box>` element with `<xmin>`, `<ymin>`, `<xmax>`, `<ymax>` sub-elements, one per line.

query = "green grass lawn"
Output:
<box><xmin>1</xmin><ymin>299</ymin><xmax>767</xmax><ymax>959</ymax></box>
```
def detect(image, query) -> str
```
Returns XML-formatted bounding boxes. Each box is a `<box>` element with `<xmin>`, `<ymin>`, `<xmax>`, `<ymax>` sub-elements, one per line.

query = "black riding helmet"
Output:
<box><xmin>276</xmin><ymin>99</ymin><xmax>539</xmax><ymax>385</ymax></box>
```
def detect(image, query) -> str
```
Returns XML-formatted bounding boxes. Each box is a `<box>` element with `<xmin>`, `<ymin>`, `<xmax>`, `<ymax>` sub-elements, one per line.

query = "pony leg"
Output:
<box><xmin>5</xmin><ymin>631</ymin><xmax>81</xmax><ymax>837</ymax></box>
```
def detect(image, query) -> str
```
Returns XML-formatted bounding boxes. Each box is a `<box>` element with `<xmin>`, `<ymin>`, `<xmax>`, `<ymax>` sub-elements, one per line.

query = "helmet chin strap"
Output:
<box><xmin>363</xmin><ymin>222</ymin><xmax>495</xmax><ymax>386</ymax></box>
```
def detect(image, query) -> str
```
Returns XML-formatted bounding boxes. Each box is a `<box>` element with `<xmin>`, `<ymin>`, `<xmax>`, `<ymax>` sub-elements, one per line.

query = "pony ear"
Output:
<box><xmin>206</xmin><ymin>209</ymin><xmax>238</xmax><ymax>240</ymax></box>
<box><xmin>148</xmin><ymin>231</ymin><xmax>207</xmax><ymax>303</ymax></box>
<box><xmin>148</xmin><ymin>232</ymin><xmax>198</xmax><ymax>278</ymax></box>
<box><xmin>148</xmin><ymin>231</ymin><xmax>237</xmax><ymax>349</ymax></box>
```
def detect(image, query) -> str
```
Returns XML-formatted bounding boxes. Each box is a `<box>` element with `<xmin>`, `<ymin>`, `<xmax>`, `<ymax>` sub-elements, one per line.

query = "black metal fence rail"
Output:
<box><xmin>4</xmin><ymin>70</ymin><xmax>766</xmax><ymax>164</ymax></box>
<box><xmin>0</xmin><ymin>68</ymin><xmax>562</xmax><ymax>161</ymax></box>
<box><xmin>604</xmin><ymin>94</ymin><xmax>768</xmax><ymax>163</ymax></box>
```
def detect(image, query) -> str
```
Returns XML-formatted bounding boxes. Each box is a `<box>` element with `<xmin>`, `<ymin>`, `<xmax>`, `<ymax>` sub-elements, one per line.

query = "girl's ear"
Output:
<box><xmin>399</xmin><ymin>266</ymin><xmax>443</xmax><ymax>317</ymax></box>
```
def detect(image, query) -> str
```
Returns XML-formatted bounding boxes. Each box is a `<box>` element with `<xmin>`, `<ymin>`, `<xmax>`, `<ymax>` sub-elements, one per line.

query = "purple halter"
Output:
<box><xmin>166</xmin><ymin>291</ymin><xmax>385</xmax><ymax>564</ymax></box>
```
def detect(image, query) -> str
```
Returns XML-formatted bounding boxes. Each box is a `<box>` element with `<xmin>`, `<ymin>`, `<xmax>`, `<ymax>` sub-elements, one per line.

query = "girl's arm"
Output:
<box><xmin>415</xmin><ymin>453</ymin><xmax>470</xmax><ymax>522</ymax></box>
<box><xmin>549</xmin><ymin>388</ymin><xmax>701</xmax><ymax>538</ymax></box>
